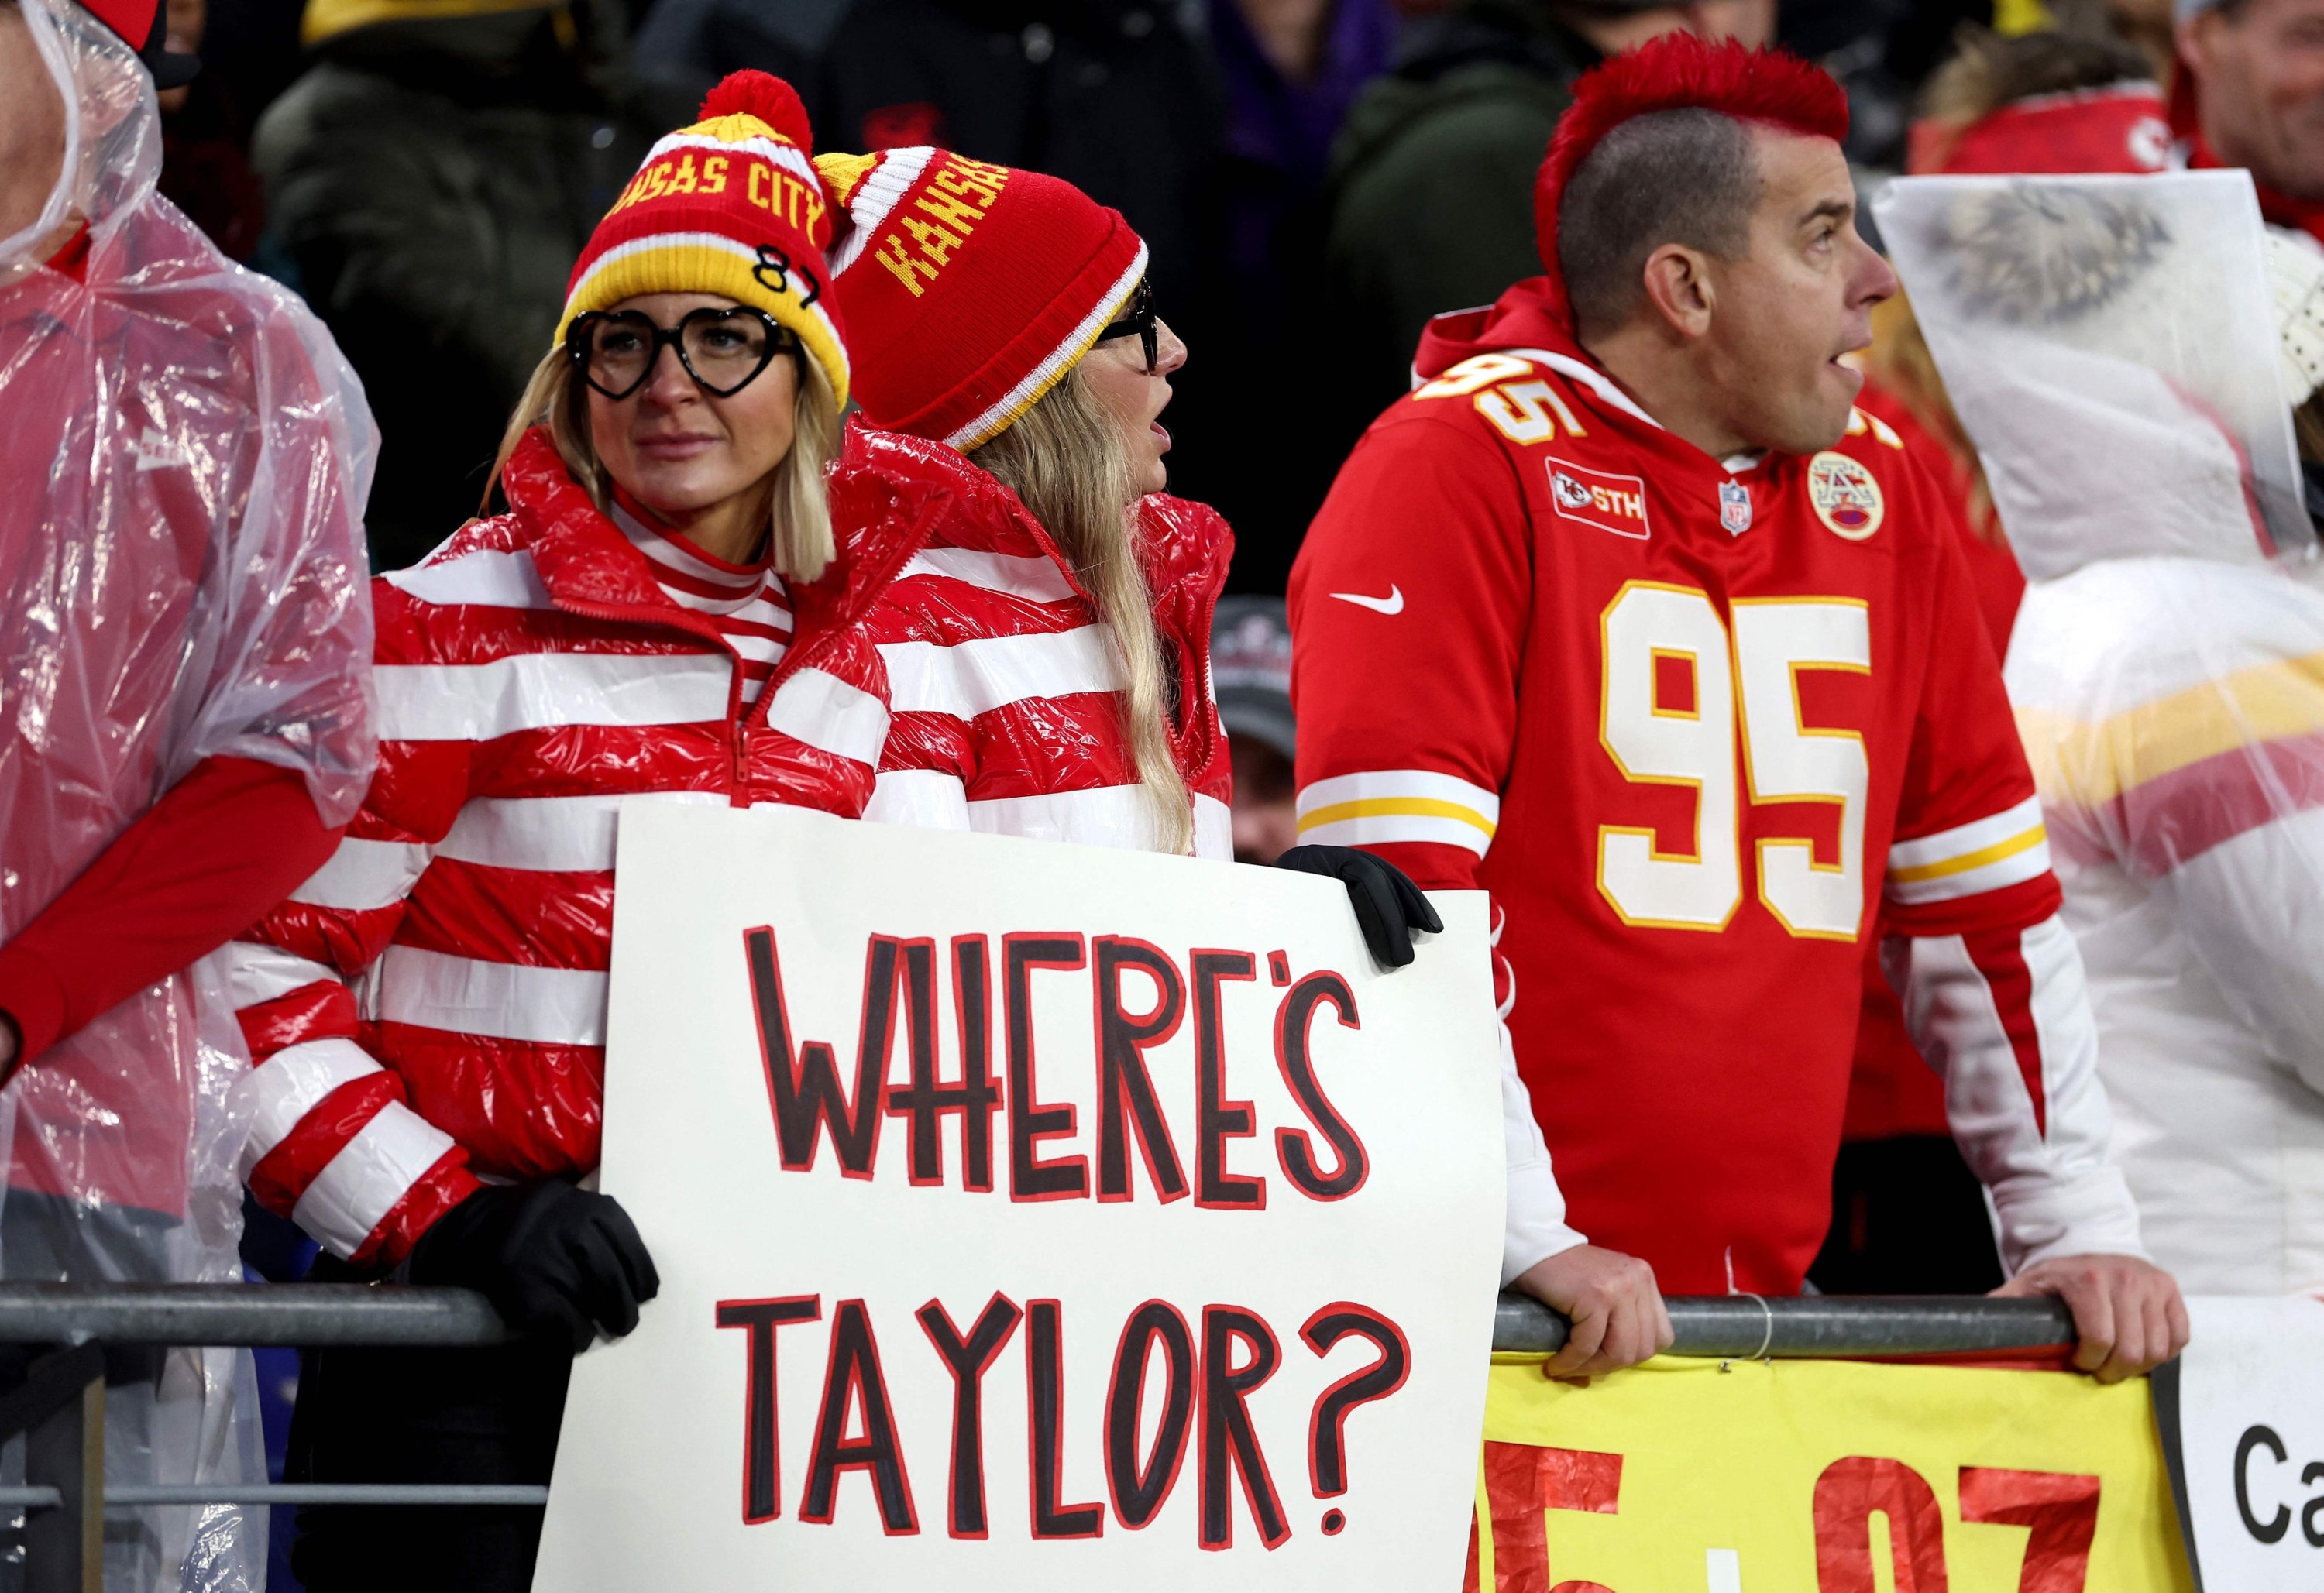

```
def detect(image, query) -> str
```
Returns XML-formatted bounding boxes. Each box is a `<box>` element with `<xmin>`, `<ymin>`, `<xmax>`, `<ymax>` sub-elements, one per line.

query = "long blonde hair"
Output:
<box><xmin>972</xmin><ymin>368</ymin><xmax>1195</xmax><ymax>855</ymax></box>
<box><xmin>486</xmin><ymin>341</ymin><xmax>841</xmax><ymax>582</ymax></box>
<box><xmin>1864</xmin><ymin>291</ymin><xmax>2000</xmax><ymax>544</ymax></box>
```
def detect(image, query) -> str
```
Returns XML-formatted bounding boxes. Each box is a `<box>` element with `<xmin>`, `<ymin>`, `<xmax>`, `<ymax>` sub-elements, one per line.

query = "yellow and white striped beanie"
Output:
<box><xmin>557</xmin><ymin>70</ymin><xmax>848</xmax><ymax>407</ymax></box>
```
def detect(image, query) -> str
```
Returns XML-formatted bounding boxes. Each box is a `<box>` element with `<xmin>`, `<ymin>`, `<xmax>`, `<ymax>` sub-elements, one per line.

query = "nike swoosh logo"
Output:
<box><xmin>1329</xmin><ymin>585</ymin><xmax>1404</xmax><ymax>616</ymax></box>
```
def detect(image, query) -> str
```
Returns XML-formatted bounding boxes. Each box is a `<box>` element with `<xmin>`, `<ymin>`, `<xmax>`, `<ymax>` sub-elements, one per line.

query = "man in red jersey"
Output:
<box><xmin>1290</xmin><ymin>34</ymin><xmax>2186</xmax><ymax>1380</ymax></box>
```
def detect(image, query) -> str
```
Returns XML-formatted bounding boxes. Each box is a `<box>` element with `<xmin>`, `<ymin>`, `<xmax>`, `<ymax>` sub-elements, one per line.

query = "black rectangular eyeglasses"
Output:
<box><xmin>1095</xmin><ymin>278</ymin><xmax>1157</xmax><ymax>375</ymax></box>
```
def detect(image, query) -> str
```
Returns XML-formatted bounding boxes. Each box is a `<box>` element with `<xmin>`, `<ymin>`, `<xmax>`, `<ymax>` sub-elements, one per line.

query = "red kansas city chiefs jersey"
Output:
<box><xmin>1289</xmin><ymin>287</ymin><xmax>2078</xmax><ymax>1295</ymax></box>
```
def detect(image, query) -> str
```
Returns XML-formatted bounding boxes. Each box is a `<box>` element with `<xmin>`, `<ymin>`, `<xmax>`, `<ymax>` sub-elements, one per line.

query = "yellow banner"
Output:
<box><xmin>1471</xmin><ymin>1356</ymin><xmax>2194</xmax><ymax>1591</ymax></box>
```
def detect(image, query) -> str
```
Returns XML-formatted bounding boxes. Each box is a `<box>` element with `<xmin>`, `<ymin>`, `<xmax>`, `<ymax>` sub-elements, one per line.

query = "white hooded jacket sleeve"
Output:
<box><xmin>1880</xmin><ymin>169</ymin><xmax>2324</xmax><ymax>1293</ymax></box>
<box><xmin>2008</xmin><ymin>558</ymin><xmax>2324</xmax><ymax>1291</ymax></box>
<box><xmin>2164</xmin><ymin>807</ymin><xmax>2324</xmax><ymax>1093</ymax></box>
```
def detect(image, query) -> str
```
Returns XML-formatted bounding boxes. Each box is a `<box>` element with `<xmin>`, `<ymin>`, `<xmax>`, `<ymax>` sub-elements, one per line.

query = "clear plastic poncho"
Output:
<box><xmin>0</xmin><ymin>0</ymin><xmax>378</xmax><ymax>1580</ymax></box>
<box><xmin>1873</xmin><ymin>170</ymin><xmax>2312</xmax><ymax>578</ymax></box>
<box><xmin>1876</xmin><ymin>170</ymin><xmax>2324</xmax><ymax>1294</ymax></box>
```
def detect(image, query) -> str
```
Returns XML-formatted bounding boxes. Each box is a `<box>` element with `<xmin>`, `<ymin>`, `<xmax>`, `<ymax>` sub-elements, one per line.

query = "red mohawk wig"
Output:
<box><xmin>1534</xmin><ymin>33</ymin><xmax>1850</xmax><ymax>330</ymax></box>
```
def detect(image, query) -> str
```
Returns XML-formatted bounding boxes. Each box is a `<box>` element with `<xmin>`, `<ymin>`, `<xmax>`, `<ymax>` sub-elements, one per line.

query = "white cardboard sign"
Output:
<box><xmin>531</xmin><ymin>805</ymin><xmax>1504</xmax><ymax>1590</ymax></box>
<box><xmin>2161</xmin><ymin>1296</ymin><xmax>2324</xmax><ymax>1590</ymax></box>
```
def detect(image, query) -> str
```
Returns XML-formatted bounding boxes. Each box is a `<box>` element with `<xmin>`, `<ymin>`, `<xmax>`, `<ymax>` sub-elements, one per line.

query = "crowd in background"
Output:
<box><xmin>122</xmin><ymin>0</ymin><xmax>2324</xmax><ymax>1401</ymax></box>
<box><xmin>156</xmin><ymin>0</ymin><xmax>2146</xmax><ymax>584</ymax></box>
<box><xmin>1203</xmin><ymin>0</ymin><xmax>2324</xmax><ymax>1305</ymax></box>
<box><xmin>12</xmin><ymin>0</ymin><xmax>2324</xmax><ymax>1585</ymax></box>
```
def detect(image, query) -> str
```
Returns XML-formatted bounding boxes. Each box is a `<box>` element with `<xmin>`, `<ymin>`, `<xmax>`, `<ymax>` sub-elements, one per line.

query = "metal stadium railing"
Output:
<box><xmin>0</xmin><ymin>1284</ymin><xmax>2083</xmax><ymax>1591</ymax></box>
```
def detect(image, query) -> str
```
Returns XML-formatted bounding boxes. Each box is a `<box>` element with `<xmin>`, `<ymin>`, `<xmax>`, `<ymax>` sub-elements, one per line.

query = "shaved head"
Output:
<box><xmin>1556</xmin><ymin>107</ymin><xmax>1761</xmax><ymax>341</ymax></box>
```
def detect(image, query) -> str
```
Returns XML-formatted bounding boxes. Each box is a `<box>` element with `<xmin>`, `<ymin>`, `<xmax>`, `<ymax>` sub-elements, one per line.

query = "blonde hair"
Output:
<box><xmin>1863</xmin><ymin>290</ymin><xmax>2002</xmax><ymax>545</ymax></box>
<box><xmin>972</xmin><ymin>368</ymin><xmax>1195</xmax><ymax>855</ymax></box>
<box><xmin>487</xmin><ymin>342</ymin><xmax>841</xmax><ymax>582</ymax></box>
<box><xmin>2296</xmin><ymin>394</ymin><xmax>2324</xmax><ymax>469</ymax></box>
<box><xmin>1917</xmin><ymin>26</ymin><xmax>2154</xmax><ymax>133</ymax></box>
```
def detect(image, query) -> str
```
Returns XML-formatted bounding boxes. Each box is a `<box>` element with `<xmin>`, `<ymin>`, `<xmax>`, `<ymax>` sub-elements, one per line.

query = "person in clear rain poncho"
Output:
<box><xmin>0</xmin><ymin>0</ymin><xmax>376</xmax><ymax>1583</ymax></box>
<box><xmin>1879</xmin><ymin>169</ymin><xmax>2324</xmax><ymax>1297</ymax></box>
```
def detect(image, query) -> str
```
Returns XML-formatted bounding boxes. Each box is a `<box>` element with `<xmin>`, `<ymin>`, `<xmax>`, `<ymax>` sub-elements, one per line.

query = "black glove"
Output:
<box><xmin>1274</xmin><ymin>846</ymin><xmax>1444</xmax><ymax>968</ymax></box>
<box><xmin>405</xmin><ymin>1181</ymin><xmax>661</xmax><ymax>1351</ymax></box>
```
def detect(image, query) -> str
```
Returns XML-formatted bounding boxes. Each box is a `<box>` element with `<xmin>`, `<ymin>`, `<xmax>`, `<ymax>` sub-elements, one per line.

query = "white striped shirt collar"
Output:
<box><xmin>607</xmin><ymin>491</ymin><xmax>782</xmax><ymax>620</ymax></box>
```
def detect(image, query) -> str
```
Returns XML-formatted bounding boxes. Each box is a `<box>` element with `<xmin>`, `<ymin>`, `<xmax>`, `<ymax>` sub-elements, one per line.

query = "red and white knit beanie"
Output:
<box><xmin>1906</xmin><ymin>81</ymin><xmax>2170</xmax><ymax>177</ymax></box>
<box><xmin>812</xmin><ymin>146</ymin><xmax>1147</xmax><ymax>451</ymax></box>
<box><xmin>557</xmin><ymin>70</ymin><xmax>848</xmax><ymax>408</ymax></box>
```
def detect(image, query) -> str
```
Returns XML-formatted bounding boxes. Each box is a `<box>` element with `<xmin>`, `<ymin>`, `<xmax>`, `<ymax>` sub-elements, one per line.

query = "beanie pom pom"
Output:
<box><xmin>700</xmin><ymin>70</ymin><xmax>813</xmax><ymax>152</ymax></box>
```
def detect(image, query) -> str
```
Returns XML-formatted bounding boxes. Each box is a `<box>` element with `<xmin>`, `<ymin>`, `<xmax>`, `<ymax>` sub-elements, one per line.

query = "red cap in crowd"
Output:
<box><xmin>1533</xmin><ymin>34</ymin><xmax>1850</xmax><ymax>332</ymax></box>
<box><xmin>73</xmin><ymin>0</ymin><xmax>198</xmax><ymax>84</ymax></box>
<box><xmin>813</xmin><ymin>146</ymin><xmax>1148</xmax><ymax>451</ymax></box>
<box><xmin>1906</xmin><ymin>82</ymin><xmax>2172</xmax><ymax>177</ymax></box>
<box><xmin>559</xmin><ymin>70</ymin><xmax>851</xmax><ymax>407</ymax></box>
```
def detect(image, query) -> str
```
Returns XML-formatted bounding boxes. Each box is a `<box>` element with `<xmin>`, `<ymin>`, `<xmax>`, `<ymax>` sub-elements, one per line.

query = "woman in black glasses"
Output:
<box><xmin>232</xmin><ymin>74</ymin><xmax>939</xmax><ymax>1593</ymax></box>
<box><xmin>805</xmin><ymin>143</ymin><xmax>1437</xmax><ymax>963</ymax></box>
<box><xmin>495</xmin><ymin>291</ymin><xmax>838</xmax><ymax>576</ymax></box>
<box><xmin>806</xmin><ymin>142</ymin><xmax>1221</xmax><ymax>860</ymax></box>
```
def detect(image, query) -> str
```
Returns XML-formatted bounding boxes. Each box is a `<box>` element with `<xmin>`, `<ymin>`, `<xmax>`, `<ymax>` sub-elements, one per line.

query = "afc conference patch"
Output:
<box><xmin>1717</xmin><ymin>479</ymin><xmax>1752</xmax><ymax>535</ymax></box>
<box><xmin>1807</xmin><ymin>451</ymin><xmax>1884</xmax><ymax>541</ymax></box>
<box><xmin>1545</xmin><ymin>457</ymin><xmax>1651</xmax><ymax>541</ymax></box>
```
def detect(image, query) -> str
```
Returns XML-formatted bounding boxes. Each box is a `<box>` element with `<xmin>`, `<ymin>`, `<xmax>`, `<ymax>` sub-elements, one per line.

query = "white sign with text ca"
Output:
<box><xmin>530</xmin><ymin>805</ymin><xmax>1504</xmax><ymax>1591</ymax></box>
<box><xmin>2171</xmin><ymin>1296</ymin><xmax>2324</xmax><ymax>1591</ymax></box>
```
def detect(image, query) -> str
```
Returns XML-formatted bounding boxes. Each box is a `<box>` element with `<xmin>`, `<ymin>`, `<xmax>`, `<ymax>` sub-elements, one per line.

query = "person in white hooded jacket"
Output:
<box><xmin>1882</xmin><ymin>169</ymin><xmax>2324</xmax><ymax>1296</ymax></box>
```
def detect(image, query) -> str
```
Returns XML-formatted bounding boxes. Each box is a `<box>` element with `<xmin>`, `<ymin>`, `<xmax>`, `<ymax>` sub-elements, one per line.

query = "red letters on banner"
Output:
<box><xmin>725</xmin><ymin>933</ymin><xmax>1408</xmax><ymax>1549</ymax></box>
<box><xmin>1025</xmin><ymin>1299</ymin><xmax>1106</xmax><ymax>1538</ymax></box>
<box><xmin>1471</xmin><ymin>1440</ymin><xmax>1624</xmax><ymax>1592</ymax></box>
<box><xmin>913</xmin><ymin>1292</ymin><xmax>1022</xmax><ymax>1539</ymax></box>
<box><xmin>1002</xmin><ymin>936</ymin><xmax>1091</xmax><ymax>1201</ymax></box>
<box><xmin>799</xmin><ymin>1299</ymin><xmax>918</xmax><ymax>1534</ymax></box>
<box><xmin>885</xmin><ymin>937</ymin><xmax>1003</xmax><ymax>1191</ymax></box>
<box><xmin>1274</xmin><ymin>973</ymin><xmax>1371</xmax><ymax>1200</ymax></box>
<box><xmin>1300</xmin><ymin>1303</ymin><xmax>1411</xmax><ymax>1505</ymax></box>
<box><xmin>1192</xmin><ymin>951</ymin><xmax>1266</xmax><ymax>1210</ymax></box>
<box><xmin>720</xmin><ymin>1293</ymin><xmax>1413</xmax><ymax>1549</ymax></box>
<box><xmin>1958</xmin><ymin>1467</ymin><xmax>2101</xmax><ymax>1592</ymax></box>
<box><xmin>1466</xmin><ymin>1445</ymin><xmax>2106</xmax><ymax>1591</ymax></box>
<box><xmin>738</xmin><ymin>928</ymin><xmax>1367</xmax><ymax>1205</ymax></box>
<box><xmin>744</xmin><ymin>929</ymin><xmax>886</xmax><ymax>1179</ymax></box>
<box><xmin>1093</xmin><ymin>938</ymin><xmax>1191</xmax><ymax>1204</ymax></box>
<box><xmin>1814</xmin><ymin>1455</ymin><xmax>1949</xmax><ymax>1591</ymax></box>
<box><xmin>1199</xmin><ymin>1304</ymin><xmax>1290</xmax><ymax>1550</ymax></box>
<box><xmin>713</xmin><ymin>1295</ymin><xmax>821</xmax><ymax>1523</ymax></box>
<box><xmin>1105</xmin><ymin>1300</ymin><xmax>1198</xmax><ymax>1529</ymax></box>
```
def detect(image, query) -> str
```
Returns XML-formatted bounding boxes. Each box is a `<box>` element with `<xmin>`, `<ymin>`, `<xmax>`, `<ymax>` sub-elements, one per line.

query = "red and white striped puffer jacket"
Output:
<box><xmin>847</xmin><ymin>424</ymin><xmax>1235</xmax><ymax>857</ymax></box>
<box><xmin>225</xmin><ymin>428</ymin><xmax>940</xmax><ymax>1267</ymax></box>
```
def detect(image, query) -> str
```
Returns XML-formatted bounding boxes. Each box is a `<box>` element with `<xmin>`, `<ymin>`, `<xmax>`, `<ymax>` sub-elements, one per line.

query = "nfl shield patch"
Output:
<box><xmin>1718</xmin><ymin>479</ymin><xmax>1752</xmax><ymax>535</ymax></box>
